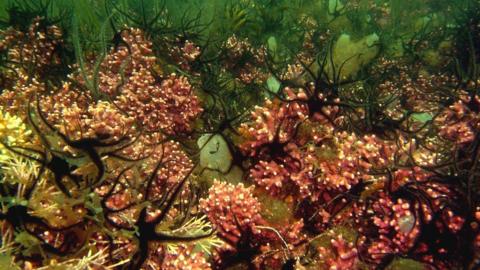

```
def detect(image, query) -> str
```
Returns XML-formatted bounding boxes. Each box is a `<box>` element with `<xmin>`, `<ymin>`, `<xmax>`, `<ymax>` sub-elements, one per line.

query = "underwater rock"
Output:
<box><xmin>197</xmin><ymin>133</ymin><xmax>233</xmax><ymax>173</ymax></box>
<box><xmin>267</xmin><ymin>35</ymin><xmax>282</xmax><ymax>63</ymax></box>
<box><xmin>266</xmin><ymin>76</ymin><xmax>281</xmax><ymax>93</ymax></box>
<box><xmin>267</xmin><ymin>36</ymin><xmax>277</xmax><ymax>56</ymax></box>
<box><xmin>411</xmin><ymin>112</ymin><xmax>433</xmax><ymax>123</ymax></box>
<box><xmin>325</xmin><ymin>33</ymin><xmax>380</xmax><ymax>82</ymax></box>
<box><xmin>397</xmin><ymin>214</ymin><xmax>415</xmax><ymax>234</ymax></box>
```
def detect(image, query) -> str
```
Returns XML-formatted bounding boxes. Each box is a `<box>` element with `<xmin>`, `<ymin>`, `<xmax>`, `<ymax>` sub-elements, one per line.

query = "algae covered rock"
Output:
<box><xmin>267</xmin><ymin>36</ymin><xmax>278</xmax><ymax>57</ymax></box>
<box><xmin>325</xmin><ymin>33</ymin><xmax>380</xmax><ymax>82</ymax></box>
<box><xmin>197</xmin><ymin>133</ymin><xmax>233</xmax><ymax>173</ymax></box>
<box><xmin>256</xmin><ymin>191</ymin><xmax>294</xmax><ymax>225</ymax></box>
<box><xmin>386</xmin><ymin>258</ymin><xmax>427</xmax><ymax>270</ymax></box>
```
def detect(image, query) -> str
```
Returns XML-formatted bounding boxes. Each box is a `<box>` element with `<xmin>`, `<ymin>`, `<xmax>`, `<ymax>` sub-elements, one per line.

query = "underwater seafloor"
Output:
<box><xmin>0</xmin><ymin>0</ymin><xmax>480</xmax><ymax>269</ymax></box>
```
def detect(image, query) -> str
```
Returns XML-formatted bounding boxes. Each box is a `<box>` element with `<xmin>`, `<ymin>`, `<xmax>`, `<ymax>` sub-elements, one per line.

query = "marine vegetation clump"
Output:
<box><xmin>0</xmin><ymin>0</ymin><xmax>480</xmax><ymax>269</ymax></box>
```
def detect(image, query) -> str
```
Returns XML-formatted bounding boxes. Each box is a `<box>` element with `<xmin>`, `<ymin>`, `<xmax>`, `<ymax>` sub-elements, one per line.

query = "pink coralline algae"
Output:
<box><xmin>200</xmin><ymin>180</ymin><xmax>310</xmax><ymax>269</ymax></box>
<box><xmin>233</xmin><ymin>75</ymin><xmax>472</xmax><ymax>268</ymax></box>
<box><xmin>247</xmin><ymin>139</ymin><xmax>320</xmax><ymax>201</ymax></box>
<box><xmin>250</xmin><ymin>159</ymin><xmax>290</xmax><ymax>196</ymax></box>
<box><xmin>162</xmin><ymin>245</ymin><xmax>212</xmax><ymax>270</ymax></box>
<box><xmin>139</xmin><ymin>140</ymin><xmax>194</xmax><ymax>201</ymax></box>
<box><xmin>0</xmin><ymin>17</ymin><xmax>64</xmax><ymax>115</ymax></box>
<box><xmin>223</xmin><ymin>35</ymin><xmax>268</xmax><ymax>84</ymax></box>
<box><xmin>200</xmin><ymin>180</ymin><xmax>265</xmax><ymax>248</ymax></box>
<box><xmin>437</xmin><ymin>95</ymin><xmax>480</xmax><ymax>144</ymax></box>
<box><xmin>168</xmin><ymin>39</ymin><xmax>201</xmax><ymax>71</ymax></box>
<box><xmin>239</xmin><ymin>97</ymin><xmax>308</xmax><ymax>156</ymax></box>
<box><xmin>355</xmin><ymin>193</ymin><xmax>421</xmax><ymax>263</ymax></box>
<box><xmin>354</xmin><ymin>166</ymin><xmax>466</xmax><ymax>266</ymax></box>
<box><xmin>0</xmin><ymin>17</ymin><xmax>63</xmax><ymax>72</ymax></box>
<box><xmin>39</xmin><ymin>84</ymin><xmax>136</xmax><ymax>143</ymax></box>
<box><xmin>99</xmin><ymin>139</ymin><xmax>194</xmax><ymax>224</ymax></box>
<box><xmin>318</xmin><ymin>235</ymin><xmax>359</xmax><ymax>270</ymax></box>
<box><xmin>242</xmin><ymin>94</ymin><xmax>397</xmax><ymax>202</ymax></box>
<box><xmin>318</xmin><ymin>132</ymin><xmax>396</xmax><ymax>190</ymax></box>
<box><xmin>93</xmin><ymin>28</ymin><xmax>202</xmax><ymax>135</ymax></box>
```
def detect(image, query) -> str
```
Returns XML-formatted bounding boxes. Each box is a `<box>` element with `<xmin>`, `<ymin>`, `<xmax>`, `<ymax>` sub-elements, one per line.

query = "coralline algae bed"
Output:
<box><xmin>0</xmin><ymin>0</ymin><xmax>479</xmax><ymax>269</ymax></box>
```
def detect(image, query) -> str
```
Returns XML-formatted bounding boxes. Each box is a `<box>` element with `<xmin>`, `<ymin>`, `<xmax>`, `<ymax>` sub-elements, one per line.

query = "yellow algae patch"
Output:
<box><xmin>0</xmin><ymin>108</ymin><xmax>39</xmax><ymax>185</ymax></box>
